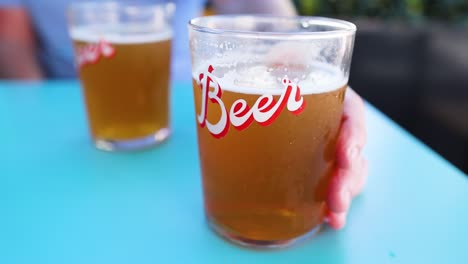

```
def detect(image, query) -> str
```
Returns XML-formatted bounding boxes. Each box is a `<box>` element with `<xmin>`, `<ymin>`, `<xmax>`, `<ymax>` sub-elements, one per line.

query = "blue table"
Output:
<box><xmin>0</xmin><ymin>81</ymin><xmax>467</xmax><ymax>264</ymax></box>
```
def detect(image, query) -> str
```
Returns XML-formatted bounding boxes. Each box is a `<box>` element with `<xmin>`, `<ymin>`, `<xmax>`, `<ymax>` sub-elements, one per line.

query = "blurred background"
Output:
<box><xmin>290</xmin><ymin>0</ymin><xmax>468</xmax><ymax>173</ymax></box>
<box><xmin>1</xmin><ymin>0</ymin><xmax>467</xmax><ymax>172</ymax></box>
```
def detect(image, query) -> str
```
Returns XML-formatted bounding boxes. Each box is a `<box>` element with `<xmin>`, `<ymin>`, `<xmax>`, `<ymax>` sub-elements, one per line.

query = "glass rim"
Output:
<box><xmin>189</xmin><ymin>15</ymin><xmax>356</xmax><ymax>40</ymax></box>
<box><xmin>68</xmin><ymin>1</ymin><xmax>174</xmax><ymax>12</ymax></box>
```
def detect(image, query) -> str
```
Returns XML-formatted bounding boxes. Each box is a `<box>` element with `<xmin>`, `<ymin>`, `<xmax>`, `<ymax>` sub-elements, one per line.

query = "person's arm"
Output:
<box><xmin>0</xmin><ymin>7</ymin><xmax>43</xmax><ymax>79</ymax></box>
<box><xmin>212</xmin><ymin>0</ymin><xmax>297</xmax><ymax>15</ymax></box>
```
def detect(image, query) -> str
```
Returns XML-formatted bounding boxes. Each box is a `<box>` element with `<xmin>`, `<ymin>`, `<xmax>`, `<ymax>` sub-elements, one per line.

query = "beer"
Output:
<box><xmin>192</xmin><ymin>63</ymin><xmax>347</xmax><ymax>243</ymax></box>
<box><xmin>70</xmin><ymin>27</ymin><xmax>172</xmax><ymax>144</ymax></box>
<box><xmin>189</xmin><ymin>15</ymin><xmax>356</xmax><ymax>247</ymax></box>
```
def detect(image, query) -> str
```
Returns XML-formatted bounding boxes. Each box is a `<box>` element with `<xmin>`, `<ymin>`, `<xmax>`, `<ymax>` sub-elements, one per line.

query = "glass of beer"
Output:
<box><xmin>189</xmin><ymin>16</ymin><xmax>356</xmax><ymax>248</ymax></box>
<box><xmin>68</xmin><ymin>1</ymin><xmax>174</xmax><ymax>151</ymax></box>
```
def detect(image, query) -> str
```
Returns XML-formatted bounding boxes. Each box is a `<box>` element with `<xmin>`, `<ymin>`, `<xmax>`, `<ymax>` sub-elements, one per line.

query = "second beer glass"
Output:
<box><xmin>68</xmin><ymin>2</ymin><xmax>174</xmax><ymax>151</ymax></box>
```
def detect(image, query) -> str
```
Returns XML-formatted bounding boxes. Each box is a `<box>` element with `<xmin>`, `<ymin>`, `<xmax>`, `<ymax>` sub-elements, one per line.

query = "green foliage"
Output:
<box><xmin>293</xmin><ymin>0</ymin><xmax>468</xmax><ymax>24</ymax></box>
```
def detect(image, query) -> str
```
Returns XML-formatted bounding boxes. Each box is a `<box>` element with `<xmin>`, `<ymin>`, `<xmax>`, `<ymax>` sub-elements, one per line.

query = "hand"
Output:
<box><xmin>326</xmin><ymin>88</ymin><xmax>368</xmax><ymax>229</ymax></box>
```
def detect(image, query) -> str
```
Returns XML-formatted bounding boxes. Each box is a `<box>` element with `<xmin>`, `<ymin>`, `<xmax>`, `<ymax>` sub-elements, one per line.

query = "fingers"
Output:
<box><xmin>327</xmin><ymin>168</ymin><xmax>353</xmax><ymax>213</ymax></box>
<box><xmin>334</xmin><ymin>87</ymin><xmax>368</xmax><ymax>198</ymax></box>
<box><xmin>336</xmin><ymin>88</ymin><xmax>367</xmax><ymax>170</ymax></box>
<box><xmin>325</xmin><ymin>88</ymin><xmax>369</xmax><ymax>230</ymax></box>
<box><xmin>326</xmin><ymin>157</ymin><xmax>367</xmax><ymax>230</ymax></box>
<box><xmin>326</xmin><ymin>211</ymin><xmax>347</xmax><ymax>230</ymax></box>
<box><xmin>326</xmin><ymin>156</ymin><xmax>367</xmax><ymax>212</ymax></box>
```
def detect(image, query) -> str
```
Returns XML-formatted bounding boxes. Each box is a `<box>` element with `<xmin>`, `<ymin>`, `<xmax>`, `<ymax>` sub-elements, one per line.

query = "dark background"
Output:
<box><xmin>294</xmin><ymin>0</ymin><xmax>468</xmax><ymax>173</ymax></box>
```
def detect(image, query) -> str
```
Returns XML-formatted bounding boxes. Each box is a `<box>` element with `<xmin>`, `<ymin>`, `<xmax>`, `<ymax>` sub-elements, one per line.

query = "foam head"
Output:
<box><xmin>193</xmin><ymin>61</ymin><xmax>347</xmax><ymax>95</ymax></box>
<box><xmin>70</xmin><ymin>25</ymin><xmax>172</xmax><ymax>44</ymax></box>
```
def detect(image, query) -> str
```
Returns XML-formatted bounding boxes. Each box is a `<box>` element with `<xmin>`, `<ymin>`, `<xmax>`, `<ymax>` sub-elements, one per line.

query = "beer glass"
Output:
<box><xmin>189</xmin><ymin>16</ymin><xmax>356</xmax><ymax>248</ymax></box>
<box><xmin>68</xmin><ymin>1</ymin><xmax>175</xmax><ymax>151</ymax></box>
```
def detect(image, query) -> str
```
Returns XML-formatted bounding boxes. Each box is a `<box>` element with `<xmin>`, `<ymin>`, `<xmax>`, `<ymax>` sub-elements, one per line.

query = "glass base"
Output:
<box><xmin>207</xmin><ymin>217</ymin><xmax>322</xmax><ymax>249</ymax></box>
<box><xmin>94</xmin><ymin>128</ymin><xmax>171</xmax><ymax>151</ymax></box>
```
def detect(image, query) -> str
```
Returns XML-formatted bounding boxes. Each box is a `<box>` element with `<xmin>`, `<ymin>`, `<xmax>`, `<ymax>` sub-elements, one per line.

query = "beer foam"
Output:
<box><xmin>193</xmin><ymin>62</ymin><xmax>347</xmax><ymax>95</ymax></box>
<box><xmin>70</xmin><ymin>26</ymin><xmax>172</xmax><ymax>44</ymax></box>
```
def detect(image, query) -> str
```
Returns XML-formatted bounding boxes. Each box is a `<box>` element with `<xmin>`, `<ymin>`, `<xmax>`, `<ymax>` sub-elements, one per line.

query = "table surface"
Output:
<box><xmin>0</xmin><ymin>81</ymin><xmax>467</xmax><ymax>264</ymax></box>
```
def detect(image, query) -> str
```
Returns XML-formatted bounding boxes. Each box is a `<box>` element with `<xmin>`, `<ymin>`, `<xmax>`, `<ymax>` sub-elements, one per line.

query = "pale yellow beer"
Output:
<box><xmin>71</xmin><ymin>27</ymin><xmax>172</xmax><ymax>146</ymax></box>
<box><xmin>68</xmin><ymin>1</ymin><xmax>175</xmax><ymax>150</ymax></box>
<box><xmin>189</xmin><ymin>14</ymin><xmax>356</xmax><ymax>248</ymax></box>
<box><xmin>192</xmin><ymin>63</ymin><xmax>347</xmax><ymax>243</ymax></box>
